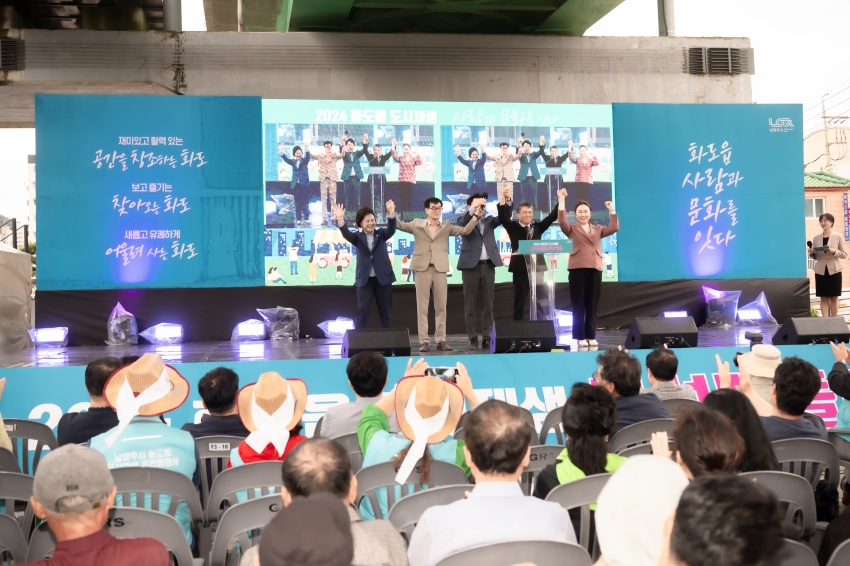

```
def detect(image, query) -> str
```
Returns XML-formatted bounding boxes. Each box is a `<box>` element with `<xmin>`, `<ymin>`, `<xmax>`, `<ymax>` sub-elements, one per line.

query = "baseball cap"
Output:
<box><xmin>33</xmin><ymin>445</ymin><xmax>115</xmax><ymax>513</ymax></box>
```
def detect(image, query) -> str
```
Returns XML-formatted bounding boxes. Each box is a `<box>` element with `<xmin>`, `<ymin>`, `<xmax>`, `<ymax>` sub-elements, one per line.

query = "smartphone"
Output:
<box><xmin>425</xmin><ymin>366</ymin><xmax>457</xmax><ymax>383</ymax></box>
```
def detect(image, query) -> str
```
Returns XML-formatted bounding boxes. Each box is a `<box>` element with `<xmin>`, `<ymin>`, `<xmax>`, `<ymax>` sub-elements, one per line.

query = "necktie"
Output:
<box><xmin>527</xmin><ymin>225</ymin><xmax>532</xmax><ymax>239</ymax></box>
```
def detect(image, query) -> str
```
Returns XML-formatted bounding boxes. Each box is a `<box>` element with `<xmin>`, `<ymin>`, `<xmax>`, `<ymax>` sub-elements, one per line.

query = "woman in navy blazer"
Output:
<box><xmin>334</xmin><ymin>201</ymin><xmax>397</xmax><ymax>329</ymax></box>
<box><xmin>556</xmin><ymin>188</ymin><xmax>619</xmax><ymax>349</ymax></box>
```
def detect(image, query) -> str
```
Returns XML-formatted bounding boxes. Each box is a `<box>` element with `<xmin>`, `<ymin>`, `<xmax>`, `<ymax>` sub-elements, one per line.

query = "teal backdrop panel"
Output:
<box><xmin>612</xmin><ymin>103</ymin><xmax>804</xmax><ymax>281</ymax></box>
<box><xmin>36</xmin><ymin>95</ymin><xmax>265</xmax><ymax>290</ymax></box>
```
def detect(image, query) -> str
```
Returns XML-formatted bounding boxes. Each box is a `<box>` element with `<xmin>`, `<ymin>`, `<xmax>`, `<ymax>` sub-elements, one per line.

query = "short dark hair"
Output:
<box><xmin>424</xmin><ymin>197</ymin><xmax>443</xmax><ymax>210</ymax></box>
<box><xmin>575</xmin><ymin>200</ymin><xmax>592</xmax><ymax>213</ymax></box>
<box><xmin>120</xmin><ymin>355</ymin><xmax>141</xmax><ymax>365</ymax></box>
<box><xmin>670</xmin><ymin>474</ymin><xmax>783</xmax><ymax>566</ymax></box>
<box><xmin>499</xmin><ymin>142</ymin><xmax>509</xmax><ymax>148</ymax></box>
<box><xmin>345</xmin><ymin>352</ymin><xmax>388</xmax><ymax>397</ymax></box>
<box><xmin>464</xmin><ymin>400</ymin><xmax>530</xmax><ymax>474</ymax></box>
<box><xmin>345</xmin><ymin>139</ymin><xmax>355</xmax><ymax>146</ymax></box>
<box><xmin>596</xmin><ymin>349</ymin><xmax>642</xmax><ymax>397</ymax></box>
<box><xmin>674</xmin><ymin>406</ymin><xmax>744</xmax><ymax>477</ymax></box>
<box><xmin>281</xmin><ymin>438</ymin><xmax>352</xmax><ymax>499</ymax></box>
<box><xmin>522</xmin><ymin>140</ymin><xmax>531</xmax><ymax>147</ymax></box>
<box><xmin>85</xmin><ymin>357</ymin><xmax>122</xmax><ymax>397</ymax></box>
<box><xmin>198</xmin><ymin>367</ymin><xmax>240</xmax><ymax>415</ymax></box>
<box><xmin>402</xmin><ymin>143</ymin><xmax>411</xmax><ymax>149</ymax></box>
<box><xmin>773</xmin><ymin>356</ymin><xmax>821</xmax><ymax>416</ymax></box>
<box><xmin>466</xmin><ymin>192</ymin><xmax>488</xmax><ymax>207</ymax></box>
<box><xmin>323</xmin><ymin>141</ymin><xmax>332</xmax><ymax>146</ymax></box>
<box><xmin>292</xmin><ymin>145</ymin><xmax>302</xmax><ymax>154</ymax></box>
<box><xmin>820</xmin><ymin>213</ymin><xmax>835</xmax><ymax>225</ymax></box>
<box><xmin>516</xmin><ymin>202</ymin><xmax>533</xmax><ymax>213</ymax></box>
<box><xmin>579</xmin><ymin>144</ymin><xmax>588</xmax><ymax>150</ymax></box>
<box><xmin>373</xmin><ymin>144</ymin><xmax>382</xmax><ymax>150</ymax></box>
<box><xmin>563</xmin><ymin>383</ymin><xmax>617</xmax><ymax>476</ymax></box>
<box><xmin>468</xmin><ymin>147</ymin><xmax>478</xmax><ymax>157</ymax></box>
<box><xmin>646</xmin><ymin>348</ymin><xmax>678</xmax><ymax>381</ymax></box>
<box><xmin>355</xmin><ymin>207</ymin><xmax>375</xmax><ymax>228</ymax></box>
<box><xmin>549</xmin><ymin>146</ymin><xmax>558</xmax><ymax>151</ymax></box>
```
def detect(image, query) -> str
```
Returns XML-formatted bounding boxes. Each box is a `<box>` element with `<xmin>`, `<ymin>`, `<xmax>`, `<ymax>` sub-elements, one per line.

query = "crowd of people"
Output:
<box><xmin>5</xmin><ymin>342</ymin><xmax>850</xmax><ymax>566</ymax></box>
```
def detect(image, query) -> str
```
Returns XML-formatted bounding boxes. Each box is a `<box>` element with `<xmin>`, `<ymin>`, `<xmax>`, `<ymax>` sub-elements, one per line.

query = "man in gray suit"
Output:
<box><xmin>457</xmin><ymin>193</ymin><xmax>507</xmax><ymax>351</ymax></box>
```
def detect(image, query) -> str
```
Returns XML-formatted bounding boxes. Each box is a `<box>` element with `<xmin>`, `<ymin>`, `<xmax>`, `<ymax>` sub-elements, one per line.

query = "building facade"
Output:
<box><xmin>805</xmin><ymin>170</ymin><xmax>850</xmax><ymax>289</ymax></box>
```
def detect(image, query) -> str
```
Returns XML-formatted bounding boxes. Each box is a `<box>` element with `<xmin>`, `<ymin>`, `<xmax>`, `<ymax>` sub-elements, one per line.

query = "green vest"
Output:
<box><xmin>554</xmin><ymin>448</ymin><xmax>626</xmax><ymax>510</ymax></box>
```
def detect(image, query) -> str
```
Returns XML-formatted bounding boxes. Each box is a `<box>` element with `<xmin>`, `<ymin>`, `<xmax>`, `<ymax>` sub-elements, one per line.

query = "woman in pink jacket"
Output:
<box><xmin>556</xmin><ymin>188</ymin><xmax>619</xmax><ymax>349</ymax></box>
<box><xmin>391</xmin><ymin>140</ymin><xmax>423</xmax><ymax>220</ymax></box>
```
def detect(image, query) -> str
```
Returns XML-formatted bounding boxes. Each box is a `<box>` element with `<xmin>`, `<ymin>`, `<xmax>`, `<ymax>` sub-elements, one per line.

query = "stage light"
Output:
<box><xmin>28</xmin><ymin>327</ymin><xmax>69</xmax><ymax>348</ymax></box>
<box><xmin>553</xmin><ymin>310</ymin><xmax>573</xmax><ymax>331</ymax></box>
<box><xmin>231</xmin><ymin>319</ymin><xmax>267</xmax><ymax>342</ymax></box>
<box><xmin>318</xmin><ymin>317</ymin><xmax>355</xmax><ymax>339</ymax></box>
<box><xmin>140</xmin><ymin>323</ymin><xmax>184</xmax><ymax>345</ymax></box>
<box><xmin>701</xmin><ymin>286</ymin><xmax>741</xmax><ymax>327</ymax></box>
<box><xmin>663</xmin><ymin>311</ymin><xmax>688</xmax><ymax>318</ymax></box>
<box><xmin>737</xmin><ymin>292</ymin><xmax>777</xmax><ymax>326</ymax></box>
<box><xmin>257</xmin><ymin>306</ymin><xmax>300</xmax><ymax>340</ymax></box>
<box><xmin>737</xmin><ymin>309</ymin><xmax>761</xmax><ymax>320</ymax></box>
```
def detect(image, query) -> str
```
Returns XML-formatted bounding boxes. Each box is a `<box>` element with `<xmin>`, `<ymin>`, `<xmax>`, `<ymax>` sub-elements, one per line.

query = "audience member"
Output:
<box><xmin>240</xmin><ymin>437</ymin><xmax>408</xmax><ymax>566</ymax></box>
<box><xmin>595</xmin><ymin>455</ymin><xmax>689</xmax><ymax>566</ymax></box>
<box><xmin>826</xmin><ymin>342</ymin><xmax>850</xmax><ymax>502</ymax></box>
<box><xmin>89</xmin><ymin>354</ymin><xmax>199</xmax><ymax>546</ymax></box>
<box><xmin>0</xmin><ymin>377</ymin><xmax>12</xmax><ymax>453</ymax></box>
<box><xmin>228</xmin><ymin>372</ymin><xmax>308</xmax><ymax>467</ymax></box>
<box><xmin>817</xmin><ymin>503</ymin><xmax>850</xmax><ymax>565</ymax></box>
<box><xmin>702</xmin><ymin>388</ymin><xmax>779</xmax><ymax>472</ymax></box>
<box><xmin>407</xmin><ymin>400</ymin><xmax>576</xmax><ymax>566</ymax></box>
<box><xmin>320</xmin><ymin>351</ymin><xmax>399</xmax><ymax>438</ymax></box>
<box><xmin>738</xmin><ymin>344</ymin><xmax>782</xmax><ymax>403</ymax></box>
<box><xmin>357</xmin><ymin>359</ymin><xmax>478</xmax><ymax>520</ymax></box>
<box><xmin>22</xmin><ymin>444</ymin><xmax>170</xmax><ymax>566</ymax></box>
<box><xmin>639</xmin><ymin>347</ymin><xmax>697</xmax><ymax>401</ymax></box>
<box><xmin>657</xmin><ymin>474</ymin><xmax>783</xmax><ymax>566</ymax></box>
<box><xmin>120</xmin><ymin>355</ymin><xmax>141</xmax><ymax>365</ymax></box>
<box><xmin>181</xmin><ymin>367</ymin><xmax>249</xmax><ymax>438</ymax></box>
<box><xmin>595</xmin><ymin>349</ymin><xmax>669</xmax><ymax>433</ymax></box>
<box><xmin>56</xmin><ymin>357</ymin><xmax>121</xmax><ymax>446</ymax></box>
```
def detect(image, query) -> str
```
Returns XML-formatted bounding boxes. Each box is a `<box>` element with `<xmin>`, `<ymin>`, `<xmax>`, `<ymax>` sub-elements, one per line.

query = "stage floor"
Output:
<box><xmin>0</xmin><ymin>325</ymin><xmax>779</xmax><ymax>368</ymax></box>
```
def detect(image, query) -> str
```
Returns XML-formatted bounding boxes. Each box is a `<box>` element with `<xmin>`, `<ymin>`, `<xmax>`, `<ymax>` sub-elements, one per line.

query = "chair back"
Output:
<box><xmin>195</xmin><ymin>435</ymin><xmax>244</xmax><ymax>506</ymax></box>
<box><xmin>26</xmin><ymin>522</ymin><xmax>57</xmax><ymax>562</ymax></box>
<box><xmin>204</xmin><ymin>461</ymin><xmax>283</xmax><ymax>524</ymax></box>
<box><xmin>772</xmin><ymin>438</ymin><xmax>840</xmax><ymax>490</ymax></box>
<box><xmin>0</xmin><ymin>472</ymin><xmax>35</xmax><ymax>537</ymax></box>
<box><xmin>355</xmin><ymin>460</ymin><xmax>468</xmax><ymax>520</ymax></box>
<box><xmin>0</xmin><ymin>449</ymin><xmax>20</xmax><ymax>473</ymax></box>
<box><xmin>111</xmin><ymin>466</ymin><xmax>204</xmax><ymax>537</ymax></box>
<box><xmin>334</xmin><ymin>433</ymin><xmax>364</xmax><ymax>473</ymax></box>
<box><xmin>4</xmin><ymin>419</ymin><xmax>58</xmax><ymax>475</ymax></box>
<box><xmin>661</xmin><ymin>398</ymin><xmax>700</xmax><ymax>417</ymax></box>
<box><xmin>434</xmin><ymin>539</ymin><xmax>593</xmax><ymax>566</ymax></box>
<box><xmin>538</xmin><ymin>407</ymin><xmax>565</xmax><ymax>446</ymax></box>
<box><xmin>825</xmin><ymin>538</ymin><xmax>850</xmax><ymax>566</ymax></box>
<box><xmin>766</xmin><ymin>539</ymin><xmax>818</xmax><ymax>566</ymax></box>
<box><xmin>313</xmin><ymin>416</ymin><xmax>324</xmax><ymax>437</ymax></box>
<box><xmin>740</xmin><ymin>471</ymin><xmax>816</xmax><ymax>540</ymax></box>
<box><xmin>387</xmin><ymin>485</ymin><xmax>469</xmax><ymax>543</ymax></box>
<box><xmin>520</xmin><ymin>445</ymin><xmax>563</xmax><ymax>496</ymax></box>
<box><xmin>545</xmin><ymin>473</ymin><xmax>612</xmax><ymax>560</ymax></box>
<box><xmin>827</xmin><ymin>428</ymin><xmax>850</xmax><ymax>470</ymax></box>
<box><xmin>617</xmin><ymin>438</ymin><xmax>675</xmax><ymax>458</ymax></box>
<box><xmin>608</xmin><ymin>419</ymin><xmax>675</xmax><ymax>455</ymax></box>
<box><xmin>208</xmin><ymin>495</ymin><xmax>282</xmax><ymax>566</ymax></box>
<box><xmin>0</xmin><ymin>514</ymin><xmax>27</xmax><ymax>564</ymax></box>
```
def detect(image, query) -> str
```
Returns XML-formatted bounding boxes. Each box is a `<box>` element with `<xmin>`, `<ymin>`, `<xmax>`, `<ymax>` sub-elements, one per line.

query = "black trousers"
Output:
<box><xmin>462</xmin><ymin>260</ymin><xmax>496</xmax><ymax>340</ymax></box>
<box><xmin>398</xmin><ymin>182</ymin><xmax>412</xmax><ymax>218</ymax></box>
<box><xmin>293</xmin><ymin>183</ymin><xmax>308</xmax><ymax>221</ymax></box>
<box><xmin>512</xmin><ymin>269</ymin><xmax>549</xmax><ymax>320</ymax></box>
<box><xmin>519</xmin><ymin>178</ymin><xmax>538</xmax><ymax>208</ymax></box>
<box><xmin>355</xmin><ymin>276</ymin><xmax>392</xmax><ymax>329</ymax></box>
<box><xmin>569</xmin><ymin>268</ymin><xmax>602</xmax><ymax>340</ymax></box>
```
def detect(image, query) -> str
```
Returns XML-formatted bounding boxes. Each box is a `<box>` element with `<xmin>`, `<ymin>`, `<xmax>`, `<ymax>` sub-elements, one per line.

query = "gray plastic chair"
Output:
<box><xmin>387</xmin><ymin>485</ymin><xmax>469</xmax><ymax>542</ymax></box>
<box><xmin>434</xmin><ymin>539</ymin><xmax>593</xmax><ymax>566</ymax></box>
<box><xmin>0</xmin><ymin>471</ymin><xmax>34</xmax><ymax>537</ymax></box>
<box><xmin>204</xmin><ymin>461</ymin><xmax>283</xmax><ymax>525</ymax></box>
<box><xmin>661</xmin><ymin>397</ymin><xmax>701</xmax><ymax>417</ymax></box>
<box><xmin>772</xmin><ymin>438</ymin><xmax>840</xmax><ymax>490</ymax></box>
<box><xmin>617</xmin><ymin>438</ymin><xmax>675</xmax><ymax>458</ymax></box>
<box><xmin>545</xmin><ymin>473</ymin><xmax>612</xmax><ymax>561</ymax></box>
<box><xmin>827</xmin><ymin>428</ymin><xmax>850</xmax><ymax>470</ymax></box>
<box><xmin>195</xmin><ymin>435</ymin><xmax>244</xmax><ymax>507</ymax></box>
<box><xmin>355</xmin><ymin>460</ymin><xmax>469</xmax><ymax>520</ymax></box>
<box><xmin>208</xmin><ymin>494</ymin><xmax>281</xmax><ymax>566</ymax></box>
<box><xmin>0</xmin><ymin>514</ymin><xmax>27</xmax><ymax>564</ymax></box>
<box><xmin>313</xmin><ymin>416</ymin><xmax>324</xmax><ymax>437</ymax></box>
<box><xmin>334</xmin><ymin>432</ymin><xmax>365</xmax><ymax>473</ymax></box>
<box><xmin>766</xmin><ymin>539</ymin><xmax>818</xmax><ymax>566</ymax></box>
<box><xmin>520</xmin><ymin>445</ymin><xmax>563</xmax><ymax>496</ymax></box>
<box><xmin>27</xmin><ymin>508</ymin><xmax>202</xmax><ymax>566</ymax></box>
<box><xmin>4</xmin><ymin>419</ymin><xmax>58</xmax><ymax>475</ymax></box>
<box><xmin>741</xmin><ymin>471</ymin><xmax>816</xmax><ymax>540</ymax></box>
<box><xmin>825</xmin><ymin>537</ymin><xmax>850</xmax><ymax>566</ymax></box>
<box><xmin>0</xmin><ymin>449</ymin><xmax>20</xmax><ymax>473</ymax></box>
<box><xmin>608</xmin><ymin>418</ymin><xmax>675</xmax><ymax>455</ymax></box>
<box><xmin>538</xmin><ymin>407</ymin><xmax>565</xmax><ymax>446</ymax></box>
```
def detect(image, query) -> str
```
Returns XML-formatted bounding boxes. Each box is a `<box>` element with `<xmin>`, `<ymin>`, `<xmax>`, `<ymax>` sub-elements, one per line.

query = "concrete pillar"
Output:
<box><xmin>657</xmin><ymin>0</ymin><xmax>675</xmax><ymax>37</ymax></box>
<box><xmin>164</xmin><ymin>0</ymin><xmax>183</xmax><ymax>31</ymax></box>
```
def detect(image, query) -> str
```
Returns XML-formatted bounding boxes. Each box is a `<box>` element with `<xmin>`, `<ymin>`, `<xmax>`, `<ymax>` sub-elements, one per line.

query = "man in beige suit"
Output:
<box><xmin>397</xmin><ymin>197</ymin><xmax>482</xmax><ymax>352</ymax></box>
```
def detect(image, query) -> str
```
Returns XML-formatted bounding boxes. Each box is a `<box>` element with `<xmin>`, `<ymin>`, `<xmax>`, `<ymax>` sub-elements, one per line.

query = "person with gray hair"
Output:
<box><xmin>23</xmin><ymin>444</ymin><xmax>169</xmax><ymax>566</ymax></box>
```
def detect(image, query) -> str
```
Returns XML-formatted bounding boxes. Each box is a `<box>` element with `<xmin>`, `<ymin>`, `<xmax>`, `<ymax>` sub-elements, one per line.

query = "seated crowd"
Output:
<box><xmin>6</xmin><ymin>342</ymin><xmax>850</xmax><ymax>566</ymax></box>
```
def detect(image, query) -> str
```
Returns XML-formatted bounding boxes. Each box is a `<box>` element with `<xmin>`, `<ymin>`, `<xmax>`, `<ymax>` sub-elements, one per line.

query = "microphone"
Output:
<box><xmin>807</xmin><ymin>241</ymin><xmax>813</xmax><ymax>248</ymax></box>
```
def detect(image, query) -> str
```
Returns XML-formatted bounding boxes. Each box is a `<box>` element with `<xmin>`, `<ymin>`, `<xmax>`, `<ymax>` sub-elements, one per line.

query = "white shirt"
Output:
<box><xmin>289</xmin><ymin>249</ymin><xmax>298</xmax><ymax>261</ymax></box>
<box><xmin>476</xmin><ymin>216</ymin><xmax>490</xmax><ymax>261</ymax></box>
<box><xmin>407</xmin><ymin>482</ymin><xmax>577</xmax><ymax>566</ymax></box>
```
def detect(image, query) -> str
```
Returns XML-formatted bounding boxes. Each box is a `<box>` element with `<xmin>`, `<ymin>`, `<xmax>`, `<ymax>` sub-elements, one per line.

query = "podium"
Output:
<box><xmin>514</xmin><ymin>239</ymin><xmax>571</xmax><ymax>321</ymax></box>
<box><xmin>365</xmin><ymin>166</ymin><xmax>390</xmax><ymax>223</ymax></box>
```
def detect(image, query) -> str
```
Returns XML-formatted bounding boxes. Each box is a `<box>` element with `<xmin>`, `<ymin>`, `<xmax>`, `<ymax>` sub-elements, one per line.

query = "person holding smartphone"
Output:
<box><xmin>811</xmin><ymin>212</ymin><xmax>847</xmax><ymax>317</ymax></box>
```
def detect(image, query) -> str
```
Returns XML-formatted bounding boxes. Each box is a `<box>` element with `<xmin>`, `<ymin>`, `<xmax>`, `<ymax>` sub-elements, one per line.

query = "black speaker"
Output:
<box><xmin>489</xmin><ymin>320</ymin><xmax>557</xmax><ymax>353</ymax></box>
<box><xmin>771</xmin><ymin>316</ymin><xmax>850</xmax><ymax>345</ymax></box>
<box><xmin>342</xmin><ymin>328</ymin><xmax>411</xmax><ymax>358</ymax></box>
<box><xmin>625</xmin><ymin>317</ymin><xmax>698</xmax><ymax>349</ymax></box>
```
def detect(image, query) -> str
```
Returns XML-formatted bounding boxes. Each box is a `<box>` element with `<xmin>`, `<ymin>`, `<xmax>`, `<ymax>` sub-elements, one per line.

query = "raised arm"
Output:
<box><xmin>280</xmin><ymin>153</ymin><xmax>295</xmax><ymax>166</ymax></box>
<box><xmin>456</xmin><ymin>154</ymin><xmax>471</xmax><ymax>167</ymax></box>
<box><xmin>539</xmin><ymin>204</ymin><xmax>560</xmax><ymax>233</ymax></box>
<box><xmin>601</xmin><ymin>207</ymin><xmax>619</xmax><ymax>238</ymax></box>
<box><xmin>391</xmin><ymin>148</ymin><xmax>401</xmax><ymax>163</ymax></box>
<box><xmin>414</xmin><ymin>155</ymin><xmax>423</xmax><ymax>166</ymax></box>
<box><xmin>450</xmin><ymin>212</ymin><xmax>480</xmax><ymax>236</ymax></box>
<box><xmin>334</xmin><ymin>204</ymin><xmax>358</xmax><ymax>245</ymax></box>
<box><xmin>556</xmin><ymin>188</ymin><xmax>572</xmax><ymax>237</ymax></box>
<box><xmin>396</xmin><ymin>218</ymin><xmax>415</xmax><ymax>233</ymax></box>
<box><xmin>383</xmin><ymin>201</ymin><xmax>397</xmax><ymax>240</ymax></box>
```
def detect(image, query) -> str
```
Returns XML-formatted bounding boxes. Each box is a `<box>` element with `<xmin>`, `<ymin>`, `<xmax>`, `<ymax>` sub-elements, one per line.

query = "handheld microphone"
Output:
<box><xmin>807</xmin><ymin>241</ymin><xmax>813</xmax><ymax>248</ymax></box>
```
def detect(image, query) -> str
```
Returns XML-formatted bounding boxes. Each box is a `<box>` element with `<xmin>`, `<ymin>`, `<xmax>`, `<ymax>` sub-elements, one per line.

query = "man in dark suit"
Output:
<box><xmin>279</xmin><ymin>144</ymin><xmax>312</xmax><ymax>226</ymax></box>
<box><xmin>335</xmin><ymin>200</ymin><xmax>396</xmax><ymax>329</ymax></box>
<box><xmin>517</xmin><ymin>136</ymin><xmax>546</xmax><ymax>209</ymax></box>
<box><xmin>340</xmin><ymin>133</ymin><xmax>369</xmax><ymax>212</ymax></box>
<box><xmin>364</xmin><ymin>143</ymin><xmax>393</xmax><ymax>214</ymax></box>
<box><xmin>497</xmin><ymin>186</ymin><xmax>559</xmax><ymax>320</ymax></box>
<box><xmin>457</xmin><ymin>193</ymin><xmax>505</xmax><ymax>350</ymax></box>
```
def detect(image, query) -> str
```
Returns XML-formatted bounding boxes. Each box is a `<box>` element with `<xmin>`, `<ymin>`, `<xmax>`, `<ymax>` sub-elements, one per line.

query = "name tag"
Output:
<box><xmin>545</xmin><ymin>168</ymin><xmax>564</xmax><ymax>175</ymax></box>
<box><xmin>208</xmin><ymin>443</ymin><xmax>231</xmax><ymax>451</ymax></box>
<box><xmin>366</xmin><ymin>166</ymin><xmax>390</xmax><ymax>175</ymax></box>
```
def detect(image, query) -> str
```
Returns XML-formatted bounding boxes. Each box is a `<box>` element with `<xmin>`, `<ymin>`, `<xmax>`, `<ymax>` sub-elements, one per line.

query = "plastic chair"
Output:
<box><xmin>334</xmin><ymin>433</ymin><xmax>365</xmax><ymax>473</ymax></box>
<box><xmin>741</xmin><ymin>471</ymin><xmax>817</xmax><ymax>540</ymax></box>
<box><xmin>825</xmin><ymin>537</ymin><xmax>850</xmax><ymax>566</ymax></box>
<box><xmin>545</xmin><ymin>473</ymin><xmax>612</xmax><ymax>561</ymax></box>
<box><xmin>661</xmin><ymin>397</ymin><xmax>701</xmax><ymax>417</ymax></box>
<box><xmin>766</xmin><ymin>539</ymin><xmax>818</xmax><ymax>566</ymax></box>
<box><xmin>826</xmin><ymin>429</ymin><xmax>850</xmax><ymax>471</ymax></box>
<box><xmin>607</xmin><ymin>418</ymin><xmax>675</xmax><ymax>455</ymax></box>
<box><xmin>0</xmin><ymin>449</ymin><xmax>20</xmax><ymax>473</ymax></box>
<box><xmin>313</xmin><ymin>416</ymin><xmax>324</xmax><ymax>437</ymax></box>
<box><xmin>617</xmin><ymin>438</ymin><xmax>675</xmax><ymax>458</ymax></box>
<box><xmin>520</xmin><ymin>445</ymin><xmax>563</xmax><ymax>496</ymax></box>
<box><xmin>355</xmin><ymin>460</ymin><xmax>469</xmax><ymax>520</ymax></box>
<box><xmin>204</xmin><ymin>461</ymin><xmax>282</xmax><ymax>525</ymax></box>
<box><xmin>434</xmin><ymin>539</ymin><xmax>593</xmax><ymax>566</ymax></box>
<box><xmin>4</xmin><ymin>419</ymin><xmax>58</xmax><ymax>475</ymax></box>
<box><xmin>0</xmin><ymin>514</ymin><xmax>27</xmax><ymax>564</ymax></box>
<box><xmin>208</xmin><ymin>494</ymin><xmax>281</xmax><ymax>566</ymax></box>
<box><xmin>772</xmin><ymin>438</ymin><xmax>840</xmax><ymax>490</ymax></box>
<box><xmin>539</xmin><ymin>407</ymin><xmax>565</xmax><ymax>446</ymax></box>
<box><xmin>194</xmin><ymin>436</ymin><xmax>244</xmax><ymax>507</ymax></box>
<box><xmin>0</xmin><ymin>471</ymin><xmax>34</xmax><ymax>537</ymax></box>
<box><xmin>387</xmin><ymin>485</ymin><xmax>469</xmax><ymax>543</ymax></box>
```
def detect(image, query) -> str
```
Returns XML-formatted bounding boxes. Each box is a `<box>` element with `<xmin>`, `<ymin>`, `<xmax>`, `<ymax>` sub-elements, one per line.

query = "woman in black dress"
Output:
<box><xmin>812</xmin><ymin>212</ymin><xmax>847</xmax><ymax>317</ymax></box>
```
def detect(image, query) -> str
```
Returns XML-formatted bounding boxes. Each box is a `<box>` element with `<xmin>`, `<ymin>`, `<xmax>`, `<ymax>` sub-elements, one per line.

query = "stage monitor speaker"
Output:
<box><xmin>771</xmin><ymin>316</ymin><xmax>850</xmax><ymax>345</ymax></box>
<box><xmin>625</xmin><ymin>317</ymin><xmax>698</xmax><ymax>349</ymax></box>
<box><xmin>342</xmin><ymin>328</ymin><xmax>411</xmax><ymax>358</ymax></box>
<box><xmin>489</xmin><ymin>320</ymin><xmax>557</xmax><ymax>353</ymax></box>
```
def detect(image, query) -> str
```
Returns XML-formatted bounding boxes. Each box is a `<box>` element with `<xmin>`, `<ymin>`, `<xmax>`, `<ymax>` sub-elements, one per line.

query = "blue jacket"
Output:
<box><xmin>338</xmin><ymin>216</ymin><xmax>397</xmax><ymax>287</ymax></box>
<box><xmin>281</xmin><ymin>151</ymin><xmax>311</xmax><ymax>189</ymax></box>
<box><xmin>517</xmin><ymin>144</ymin><xmax>546</xmax><ymax>181</ymax></box>
<box><xmin>457</xmin><ymin>153</ymin><xmax>488</xmax><ymax>189</ymax></box>
<box><xmin>341</xmin><ymin>143</ymin><xmax>368</xmax><ymax>181</ymax></box>
<box><xmin>456</xmin><ymin>211</ymin><xmax>505</xmax><ymax>269</ymax></box>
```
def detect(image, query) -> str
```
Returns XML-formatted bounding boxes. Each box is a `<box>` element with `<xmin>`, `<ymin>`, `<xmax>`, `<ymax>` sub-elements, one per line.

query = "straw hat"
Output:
<box><xmin>395</xmin><ymin>376</ymin><xmax>464</xmax><ymax>444</ymax></box>
<box><xmin>238</xmin><ymin>372</ymin><xmax>307</xmax><ymax>432</ymax></box>
<box><xmin>740</xmin><ymin>344</ymin><xmax>782</xmax><ymax>379</ymax></box>
<box><xmin>103</xmin><ymin>353</ymin><xmax>189</xmax><ymax>416</ymax></box>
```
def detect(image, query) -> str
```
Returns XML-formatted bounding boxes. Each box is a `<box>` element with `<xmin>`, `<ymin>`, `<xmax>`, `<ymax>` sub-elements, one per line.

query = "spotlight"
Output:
<box><xmin>140</xmin><ymin>323</ymin><xmax>183</xmax><ymax>345</ymax></box>
<box><xmin>662</xmin><ymin>311</ymin><xmax>688</xmax><ymax>318</ymax></box>
<box><xmin>737</xmin><ymin>309</ymin><xmax>761</xmax><ymax>320</ymax></box>
<box><xmin>553</xmin><ymin>310</ymin><xmax>573</xmax><ymax>332</ymax></box>
<box><xmin>231</xmin><ymin>319</ymin><xmax>267</xmax><ymax>342</ymax></box>
<box><xmin>318</xmin><ymin>318</ymin><xmax>355</xmax><ymax>339</ymax></box>
<box><xmin>28</xmin><ymin>327</ymin><xmax>69</xmax><ymax>348</ymax></box>
<box><xmin>736</xmin><ymin>292</ymin><xmax>777</xmax><ymax>326</ymax></box>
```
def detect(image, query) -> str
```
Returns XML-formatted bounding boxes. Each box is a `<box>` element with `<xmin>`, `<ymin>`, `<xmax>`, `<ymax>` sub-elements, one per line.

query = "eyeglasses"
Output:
<box><xmin>428</xmin><ymin>206</ymin><xmax>443</xmax><ymax>212</ymax></box>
